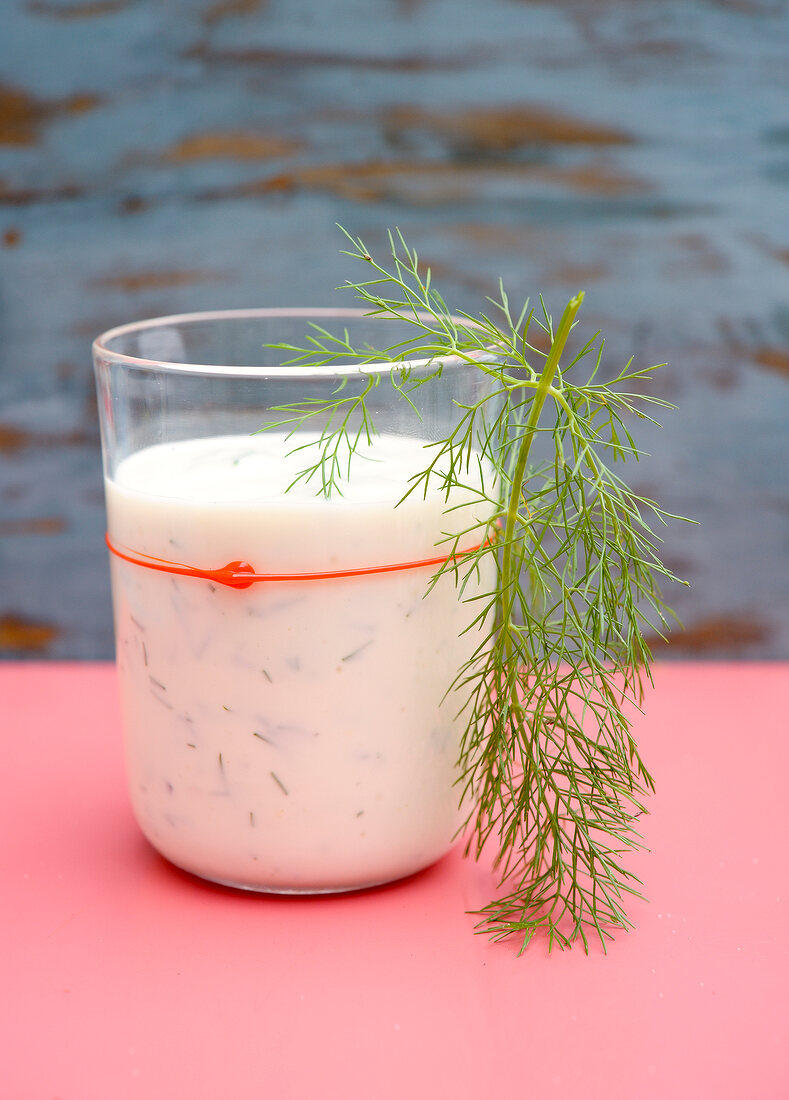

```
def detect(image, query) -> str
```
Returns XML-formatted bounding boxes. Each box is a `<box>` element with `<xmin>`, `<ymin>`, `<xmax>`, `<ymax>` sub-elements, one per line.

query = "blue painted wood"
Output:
<box><xmin>1</xmin><ymin>0</ymin><xmax>788</xmax><ymax>657</ymax></box>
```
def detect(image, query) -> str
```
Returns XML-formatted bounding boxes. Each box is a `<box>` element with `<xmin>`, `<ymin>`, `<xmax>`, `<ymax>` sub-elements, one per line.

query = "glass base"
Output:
<box><xmin>156</xmin><ymin>844</ymin><xmax>444</xmax><ymax>896</ymax></box>
<box><xmin>192</xmin><ymin>870</ymin><xmax>398</xmax><ymax>896</ymax></box>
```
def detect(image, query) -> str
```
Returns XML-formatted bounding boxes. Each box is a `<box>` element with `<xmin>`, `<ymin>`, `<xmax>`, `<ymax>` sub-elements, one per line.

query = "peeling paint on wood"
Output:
<box><xmin>648</xmin><ymin>617</ymin><xmax>772</xmax><ymax>655</ymax></box>
<box><xmin>0</xmin><ymin>425</ymin><xmax>31</xmax><ymax>453</ymax></box>
<box><xmin>27</xmin><ymin>0</ymin><xmax>131</xmax><ymax>17</ymax></box>
<box><xmin>202</xmin><ymin>0</ymin><xmax>267</xmax><ymax>25</ymax></box>
<box><xmin>0</xmin><ymin>615</ymin><xmax>59</xmax><ymax>652</ymax></box>
<box><xmin>163</xmin><ymin>131</ymin><xmax>302</xmax><ymax>163</ymax></box>
<box><xmin>0</xmin><ymin>83</ymin><xmax>101</xmax><ymax>145</ymax></box>
<box><xmin>545</xmin><ymin>262</ymin><xmax>610</xmax><ymax>286</ymax></box>
<box><xmin>1</xmin><ymin>0</ymin><xmax>788</xmax><ymax>661</ymax></box>
<box><xmin>0</xmin><ymin>180</ymin><xmax>86</xmax><ymax>205</ymax></box>
<box><xmin>199</xmin><ymin>158</ymin><xmax>649</xmax><ymax>205</ymax></box>
<box><xmin>380</xmin><ymin>105</ymin><xmax>635</xmax><ymax>152</ymax></box>
<box><xmin>186</xmin><ymin>42</ymin><xmax>480</xmax><ymax>72</ymax></box>
<box><xmin>89</xmin><ymin>269</ymin><xmax>228</xmax><ymax>293</ymax></box>
<box><xmin>751</xmin><ymin>347</ymin><xmax>789</xmax><ymax>377</ymax></box>
<box><xmin>116</xmin><ymin>195</ymin><xmax>151</xmax><ymax>215</ymax></box>
<box><xmin>719</xmin><ymin>319</ymin><xmax>789</xmax><ymax>377</ymax></box>
<box><xmin>0</xmin><ymin>516</ymin><xmax>67</xmax><ymax>535</ymax></box>
<box><xmin>0</xmin><ymin>425</ymin><xmax>92</xmax><ymax>453</ymax></box>
<box><xmin>670</xmin><ymin>233</ymin><xmax>730</xmax><ymax>274</ymax></box>
<box><xmin>450</xmin><ymin>223</ymin><xmax>554</xmax><ymax>252</ymax></box>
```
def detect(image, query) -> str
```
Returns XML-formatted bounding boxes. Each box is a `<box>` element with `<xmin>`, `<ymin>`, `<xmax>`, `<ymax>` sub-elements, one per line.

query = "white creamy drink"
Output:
<box><xmin>106</xmin><ymin>432</ymin><xmax>494</xmax><ymax>891</ymax></box>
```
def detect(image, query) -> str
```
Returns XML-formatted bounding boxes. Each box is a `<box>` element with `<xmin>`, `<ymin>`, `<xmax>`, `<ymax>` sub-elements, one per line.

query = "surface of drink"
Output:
<box><xmin>106</xmin><ymin>432</ymin><xmax>494</xmax><ymax>891</ymax></box>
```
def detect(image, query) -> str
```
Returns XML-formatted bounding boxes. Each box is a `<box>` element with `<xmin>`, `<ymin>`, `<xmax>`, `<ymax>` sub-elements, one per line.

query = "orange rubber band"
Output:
<box><xmin>105</xmin><ymin>531</ymin><xmax>493</xmax><ymax>590</ymax></box>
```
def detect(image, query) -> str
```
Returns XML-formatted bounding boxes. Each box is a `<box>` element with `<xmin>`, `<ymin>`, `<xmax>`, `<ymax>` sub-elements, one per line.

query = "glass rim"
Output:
<box><xmin>92</xmin><ymin>307</ymin><xmax>490</xmax><ymax>379</ymax></box>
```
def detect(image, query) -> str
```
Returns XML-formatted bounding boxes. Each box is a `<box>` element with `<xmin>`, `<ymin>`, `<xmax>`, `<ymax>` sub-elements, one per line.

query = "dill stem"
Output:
<box><xmin>500</xmin><ymin>293</ymin><xmax>585</xmax><ymax>671</ymax></box>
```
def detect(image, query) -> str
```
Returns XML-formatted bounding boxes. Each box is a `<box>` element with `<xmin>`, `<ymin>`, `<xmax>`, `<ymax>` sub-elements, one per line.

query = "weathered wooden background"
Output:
<box><xmin>1</xmin><ymin>0</ymin><xmax>788</xmax><ymax>660</ymax></box>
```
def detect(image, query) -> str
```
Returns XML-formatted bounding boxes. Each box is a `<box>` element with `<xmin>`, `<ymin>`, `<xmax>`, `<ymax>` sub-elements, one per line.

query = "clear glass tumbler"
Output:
<box><xmin>93</xmin><ymin>309</ymin><xmax>496</xmax><ymax>892</ymax></box>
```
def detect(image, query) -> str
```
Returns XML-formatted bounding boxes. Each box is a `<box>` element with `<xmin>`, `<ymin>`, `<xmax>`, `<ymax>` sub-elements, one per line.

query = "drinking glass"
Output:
<box><xmin>93</xmin><ymin>309</ymin><xmax>496</xmax><ymax>892</ymax></box>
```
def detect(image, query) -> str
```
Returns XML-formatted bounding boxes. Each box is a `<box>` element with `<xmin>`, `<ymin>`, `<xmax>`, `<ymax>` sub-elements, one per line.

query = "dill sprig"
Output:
<box><xmin>265</xmin><ymin>227</ymin><xmax>688</xmax><ymax>953</ymax></box>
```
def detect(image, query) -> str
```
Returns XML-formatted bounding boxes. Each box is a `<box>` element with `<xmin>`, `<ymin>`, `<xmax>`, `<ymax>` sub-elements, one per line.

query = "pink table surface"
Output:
<box><xmin>1</xmin><ymin>662</ymin><xmax>786</xmax><ymax>1100</ymax></box>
